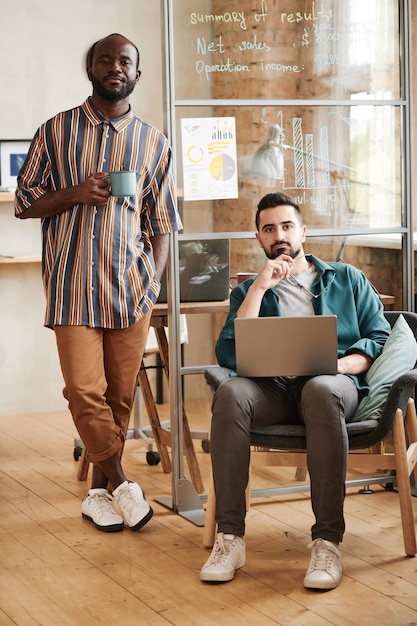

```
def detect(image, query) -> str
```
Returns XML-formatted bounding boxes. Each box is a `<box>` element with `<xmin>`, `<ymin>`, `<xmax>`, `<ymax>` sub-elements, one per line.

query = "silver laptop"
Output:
<box><xmin>234</xmin><ymin>316</ymin><xmax>338</xmax><ymax>377</ymax></box>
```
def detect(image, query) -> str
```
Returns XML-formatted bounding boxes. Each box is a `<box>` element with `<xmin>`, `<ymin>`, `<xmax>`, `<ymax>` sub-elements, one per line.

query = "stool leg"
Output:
<box><xmin>138</xmin><ymin>367</ymin><xmax>172</xmax><ymax>473</ymax></box>
<box><xmin>77</xmin><ymin>446</ymin><xmax>90</xmax><ymax>481</ymax></box>
<box><xmin>155</xmin><ymin>326</ymin><xmax>205</xmax><ymax>493</ymax></box>
<box><xmin>182</xmin><ymin>406</ymin><xmax>205</xmax><ymax>494</ymax></box>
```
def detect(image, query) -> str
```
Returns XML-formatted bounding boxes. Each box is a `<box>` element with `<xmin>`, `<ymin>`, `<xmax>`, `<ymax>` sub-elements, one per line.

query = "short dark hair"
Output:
<box><xmin>86</xmin><ymin>33</ymin><xmax>140</xmax><ymax>70</ymax></box>
<box><xmin>255</xmin><ymin>192</ymin><xmax>302</xmax><ymax>230</ymax></box>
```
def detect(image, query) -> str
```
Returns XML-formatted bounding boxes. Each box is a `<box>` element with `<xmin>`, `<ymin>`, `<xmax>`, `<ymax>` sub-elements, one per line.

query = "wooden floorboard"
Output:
<box><xmin>0</xmin><ymin>404</ymin><xmax>417</xmax><ymax>626</ymax></box>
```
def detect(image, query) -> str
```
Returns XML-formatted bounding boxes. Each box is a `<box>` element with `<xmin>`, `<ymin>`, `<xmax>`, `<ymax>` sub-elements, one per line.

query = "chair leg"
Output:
<box><xmin>246</xmin><ymin>473</ymin><xmax>251</xmax><ymax>511</ymax></box>
<box><xmin>405</xmin><ymin>398</ymin><xmax>417</xmax><ymax>488</ymax></box>
<box><xmin>295</xmin><ymin>467</ymin><xmax>308</xmax><ymax>481</ymax></box>
<box><xmin>202</xmin><ymin>473</ymin><xmax>217</xmax><ymax>548</ymax></box>
<box><xmin>392</xmin><ymin>406</ymin><xmax>417</xmax><ymax>557</ymax></box>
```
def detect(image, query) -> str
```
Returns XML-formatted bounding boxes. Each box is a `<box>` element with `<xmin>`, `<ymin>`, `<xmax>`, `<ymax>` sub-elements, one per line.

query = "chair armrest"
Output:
<box><xmin>383</xmin><ymin>368</ymin><xmax>417</xmax><ymax>417</ymax></box>
<box><xmin>363</xmin><ymin>367</ymin><xmax>417</xmax><ymax>446</ymax></box>
<box><xmin>204</xmin><ymin>366</ymin><xmax>234</xmax><ymax>390</ymax></box>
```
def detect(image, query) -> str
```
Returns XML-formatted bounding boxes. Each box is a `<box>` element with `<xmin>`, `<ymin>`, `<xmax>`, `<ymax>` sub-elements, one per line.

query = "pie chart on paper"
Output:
<box><xmin>209</xmin><ymin>153</ymin><xmax>235</xmax><ymax>181</ymax></box>
<box><xmin>187</xmin><ymin>145</ymin><xmax>204</xmax><ymax>163</ymax></box>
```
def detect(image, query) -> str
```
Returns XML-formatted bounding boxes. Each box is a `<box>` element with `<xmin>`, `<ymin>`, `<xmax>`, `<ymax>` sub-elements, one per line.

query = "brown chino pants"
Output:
<box><xmin>54</xmin><ymin>311</ymin><xmax>151</xmax><ymax>464</ymax></box>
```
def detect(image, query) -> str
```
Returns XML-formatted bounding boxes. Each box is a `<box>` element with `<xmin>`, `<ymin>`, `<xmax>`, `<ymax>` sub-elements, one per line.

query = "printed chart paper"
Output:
<box><xmin>181</xmin><ymin>117</ymin><xmax>238</xmax><ymax>201</ymax></box>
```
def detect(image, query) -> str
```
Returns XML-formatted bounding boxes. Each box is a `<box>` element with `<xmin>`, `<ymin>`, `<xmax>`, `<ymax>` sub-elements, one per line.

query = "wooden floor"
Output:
<box><xmin>1</xmin><ymin>401</ymin><xmax>417</xmax><ymax>626</ymax></box>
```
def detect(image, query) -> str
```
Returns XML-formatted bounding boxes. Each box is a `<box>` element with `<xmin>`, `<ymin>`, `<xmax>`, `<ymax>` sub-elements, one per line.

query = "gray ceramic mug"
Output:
<box><xmin>109</xmin><ymin>170</ymin><xmax>137</xmax><ymax>197</ymax></box>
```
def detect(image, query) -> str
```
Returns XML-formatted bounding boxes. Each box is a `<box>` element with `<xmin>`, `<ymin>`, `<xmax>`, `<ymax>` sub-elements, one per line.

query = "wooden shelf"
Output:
<box><xmin>0</xmin><ymin>192</ymin><xmax>15</xmax><ymax>202</ymax></box>
<box><xmin>0</xmin><ymin>256</ymin><xmax>41</xmax><ymax>264</ymax></box>
<box><xmin>0</xmin><ymin>193</ymin><xmax>41</xmax><ymax>264</ymax></box>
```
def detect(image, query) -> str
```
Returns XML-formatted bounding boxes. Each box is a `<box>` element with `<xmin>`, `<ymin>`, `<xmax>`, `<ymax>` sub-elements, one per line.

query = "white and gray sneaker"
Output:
<box><xmin>112</xmin><ymin>481</ymin><xmax>153</xmax><ymax>531</ymax></box>
<box><xmin>303</xmin><ymin>538</ymin><xmax>343</xmax><ymax>590</ymax></box>
<box><xmin>200</xmin><ymin>533</ymin><xmax>246</xmax><ymax>582</ymax></box>
<box><xmin>81</xmin><ymin>488</ymin><xmax>124</xmax><ymax>532</ymax></box>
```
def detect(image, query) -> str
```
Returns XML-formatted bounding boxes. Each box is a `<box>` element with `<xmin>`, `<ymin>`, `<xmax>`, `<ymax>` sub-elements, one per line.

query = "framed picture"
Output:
<box><xmin>0</xmin><ymin>140</ymin><xmax>31</xmax><ymax>190</ymax></box>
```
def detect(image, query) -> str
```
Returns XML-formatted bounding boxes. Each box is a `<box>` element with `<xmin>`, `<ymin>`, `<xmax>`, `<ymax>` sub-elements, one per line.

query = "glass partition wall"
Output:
<box><xmin>161</xmin><ymin>0</ymin><xmax>413</xmax><ymax>517</ymax></box>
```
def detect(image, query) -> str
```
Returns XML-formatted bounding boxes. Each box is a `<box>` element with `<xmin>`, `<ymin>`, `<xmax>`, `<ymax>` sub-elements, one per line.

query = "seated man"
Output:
<box><xmin>200</xmin><ymin>191</ymin><xmax>390</xmax><ymax>590</ymax></box>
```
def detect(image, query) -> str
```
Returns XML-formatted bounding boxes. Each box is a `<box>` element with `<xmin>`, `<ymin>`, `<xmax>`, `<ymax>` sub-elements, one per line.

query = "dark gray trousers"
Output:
<box><xmin>210</xmin><ymin>374</ymin><xmax>359</xmax><ymax>543</ymax></box>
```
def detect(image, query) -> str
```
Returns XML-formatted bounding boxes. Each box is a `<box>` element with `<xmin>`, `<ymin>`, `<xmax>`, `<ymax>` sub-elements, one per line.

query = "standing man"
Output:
<box><xmin>200</xmin><ymin>191</ymin><xmax>390</xmax><ymax>589</ymax></box>
<box><xmin>15</xmin><ymin>34</ymin><xmax>181</xmax><ymax>533</ymax></box>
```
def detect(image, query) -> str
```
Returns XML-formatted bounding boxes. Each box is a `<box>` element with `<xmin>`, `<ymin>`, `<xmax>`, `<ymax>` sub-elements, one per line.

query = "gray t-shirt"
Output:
<box><xmin>275</xmin><ymin>265</ymin><xmax>317</xmax><ymax>317</ymax></box>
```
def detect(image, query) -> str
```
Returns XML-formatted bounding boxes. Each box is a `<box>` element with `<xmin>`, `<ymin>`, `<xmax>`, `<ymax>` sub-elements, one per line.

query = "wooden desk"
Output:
<box><xmin>151</xmin><ymin>299</ymin><xmax>230</xmax><ymax>322</ymax></box>
<box><xmin>380</xmin><ymin>294</ymin><xmax>395</xmax><ymax>310</ymax></box>
<box><xmin>152</xmin><ymin>296</ymin><xmax>393</xmax><ymax>315</ymax></box>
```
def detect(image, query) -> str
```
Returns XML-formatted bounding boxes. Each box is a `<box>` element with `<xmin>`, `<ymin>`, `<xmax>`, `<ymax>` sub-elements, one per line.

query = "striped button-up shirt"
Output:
<box><xmin>15</xmin><ymin>98</ymin><xmax>181</xmax><ymax>329</ymax></box>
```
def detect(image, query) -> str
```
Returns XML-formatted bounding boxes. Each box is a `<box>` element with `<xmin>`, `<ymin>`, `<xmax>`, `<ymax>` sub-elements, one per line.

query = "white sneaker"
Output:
<box><xmin>81</xmin><ymin>488</ymin><xmax>124</xmax><ymax>532</ymax></box>
<box><xmin>200</xmin><ymin>533</ymin><xmax>246</xmax><ymax>582</ymax></box>
<box><xmin>303</xmin><ymin>538</ymin><xmax>343</xmax><ymax>590</ymax></box>
<box><xmin>113</xmin><ymin>481</ymin><xmax>153</xmax><ymax>531</ymax></box>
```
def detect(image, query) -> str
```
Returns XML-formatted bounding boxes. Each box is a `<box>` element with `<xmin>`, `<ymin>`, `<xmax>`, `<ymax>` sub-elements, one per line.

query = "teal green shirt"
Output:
<box><xmin>215</xmin><ymin>255</ymin><xmax>391</xmax><ymax>397</ymax></box>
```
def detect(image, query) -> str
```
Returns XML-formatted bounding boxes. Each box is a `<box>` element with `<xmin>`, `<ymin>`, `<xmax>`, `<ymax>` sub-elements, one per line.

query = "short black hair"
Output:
<box><xmin>256</xmin><ymin>192</ymin><xmax>302</xmax><ymax>230</ymax></box>
<box><xmin>86</xmin><ymin>33</ymin><xmax>140</xmax><ymax>70</ymax></box>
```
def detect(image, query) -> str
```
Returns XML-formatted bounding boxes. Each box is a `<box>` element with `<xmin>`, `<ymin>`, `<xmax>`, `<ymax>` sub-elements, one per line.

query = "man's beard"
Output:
<box><xmin>266</xmin><ymin>242</ymin><xmax>302</xmax><ymax>260</ymax></box>
<box><xmin>91</xmin><ymin>75</ymin><xmax>136</xmax><ymax>102</ymax></box>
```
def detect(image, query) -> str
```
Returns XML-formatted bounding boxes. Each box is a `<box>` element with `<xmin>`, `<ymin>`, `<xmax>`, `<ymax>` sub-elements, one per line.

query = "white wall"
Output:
<box><xmin>0</xmin><ymin>0</ymin><xmax>166</xmax><ymax>416</ymax></box>
<box><xmin>0</xmin><ymin>0</ymin><xmax>165</xmax><ymax>138</ymax></box>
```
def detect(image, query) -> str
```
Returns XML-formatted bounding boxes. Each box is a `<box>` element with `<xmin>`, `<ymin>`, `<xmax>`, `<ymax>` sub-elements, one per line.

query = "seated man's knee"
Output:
<box><xmin>212</xmin><ymin>377</ymin><xmax>254</xmax><ymax>425</ymax></box>
<box><xmin>301</xmin><ymin>376</ymin><xmax>342</xmax><ymax>423</ymax></box>
<box><xmin>303</xmin><ymin>376</ymin><xmax>335</xmax><ymax>400</ymax></box>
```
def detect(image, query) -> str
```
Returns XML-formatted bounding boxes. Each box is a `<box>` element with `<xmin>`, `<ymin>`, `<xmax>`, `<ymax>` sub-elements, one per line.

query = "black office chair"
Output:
<box><xmin>203</xmin><ymin>311</ymin><xmax>417</xmax><ymax>556</ymax></box>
